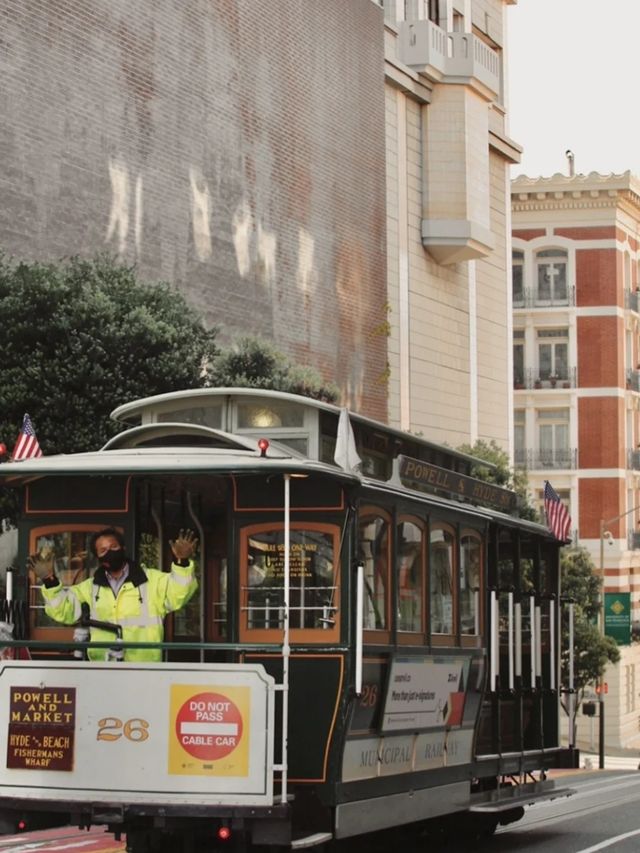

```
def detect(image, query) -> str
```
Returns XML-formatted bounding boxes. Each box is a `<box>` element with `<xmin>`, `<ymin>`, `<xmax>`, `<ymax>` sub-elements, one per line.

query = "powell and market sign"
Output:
<box><xmin>397</xmin><ymin>455</ymin><xmax>517</xmax><ymax>513</ymax></box>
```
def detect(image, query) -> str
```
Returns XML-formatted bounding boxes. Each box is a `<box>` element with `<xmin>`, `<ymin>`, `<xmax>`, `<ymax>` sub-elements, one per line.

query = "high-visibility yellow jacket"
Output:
<box><xmin>41</xmin><ymin>561</ymin><xmax>198</xmax><ymax>662</ymax></box>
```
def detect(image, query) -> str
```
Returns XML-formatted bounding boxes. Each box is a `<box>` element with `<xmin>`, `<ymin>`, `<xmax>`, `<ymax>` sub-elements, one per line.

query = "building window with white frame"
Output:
<box><xmin>512</xmin><ymin>250</ymin><xmax>524</xmax><ymax>306</ymax></box>
<box><xmin>537</xmin><ymin>328</ymin><xmax>569</xmax><ymax>383</ymax></box>
<box><xmin>537</xmin><ymin>408</ymin><xmax>571</xmax><ymax>469</ymax></box>
<box><xmin>535</xmin><ymin>248</ymin><xmax>568</xmax><ymax>305</ymax></box>
<box><xmin>513</xmin><ymin>329</ymin><xmax>525</xmax><ymax>387</ymax></box>
<box><xmin>514</xmin><ymin>409</ymin><xmax>526</xmax><ymax>467</ymax></box>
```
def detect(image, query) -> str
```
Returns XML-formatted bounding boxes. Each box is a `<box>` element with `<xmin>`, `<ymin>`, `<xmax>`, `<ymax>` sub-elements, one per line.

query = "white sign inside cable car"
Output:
<box><xmin>382</xmin><ymin>656</ymin><xmax>470</xmax><ymax>732</ymax></box>
<box><xmin>0</xmin><ymin>661</ymin><xmax>274</xmax><ymax>806</ymax></box>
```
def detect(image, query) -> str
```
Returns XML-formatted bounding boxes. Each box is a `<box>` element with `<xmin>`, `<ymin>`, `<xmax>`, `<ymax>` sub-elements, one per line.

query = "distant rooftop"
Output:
<box><xmin>511</xmin><ymin>170</ymin><xmax>640</xmax><ymax>211</ymax></box>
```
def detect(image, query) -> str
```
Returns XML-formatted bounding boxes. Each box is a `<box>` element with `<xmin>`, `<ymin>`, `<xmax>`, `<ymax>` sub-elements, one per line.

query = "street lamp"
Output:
<box><xmin>598</xmin><ymin>506</ymin><xmax>640</xmax><ymax>768</ymax></box>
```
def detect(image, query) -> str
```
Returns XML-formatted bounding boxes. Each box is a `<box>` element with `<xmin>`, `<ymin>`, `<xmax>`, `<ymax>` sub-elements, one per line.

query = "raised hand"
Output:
<box><xmin>28</xmin><ymin>551</ymin><xmax>55</xmax><ymax>581</ymax></box>
<box><xmin>169</xmin><ymin>529</ymin><xmax>198</xmax><ymax>562</ymax></box>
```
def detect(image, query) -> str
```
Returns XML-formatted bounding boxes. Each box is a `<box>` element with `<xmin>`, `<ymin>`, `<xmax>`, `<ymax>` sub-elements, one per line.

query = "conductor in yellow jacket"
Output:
<box><xmin>30</xmin><ymin>527</ymin><xmax>198</xmax><ymax>662</ymax></box>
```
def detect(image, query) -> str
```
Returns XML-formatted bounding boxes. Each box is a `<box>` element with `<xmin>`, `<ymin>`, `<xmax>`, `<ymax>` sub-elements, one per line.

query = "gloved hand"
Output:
<box><xmin>169</xmin><ymin>529</ymin><xmax>198</xmax><ymax>562</ymax></box>
<box><xmin>28</xmin><ymin>551</ymin><xmax>55</xmax><ymax>581</ymax></box>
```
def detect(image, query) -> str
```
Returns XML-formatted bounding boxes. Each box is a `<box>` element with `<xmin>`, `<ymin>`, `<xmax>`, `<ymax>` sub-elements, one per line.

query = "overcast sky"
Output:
<box><xmin>507</xmin><ymin>0</ymin><xmax>640</xmax><ymax>180</ymax></box>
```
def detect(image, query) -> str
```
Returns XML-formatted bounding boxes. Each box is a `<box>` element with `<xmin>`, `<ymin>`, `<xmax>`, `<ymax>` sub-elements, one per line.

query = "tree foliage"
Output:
<box><xmin>455</xmin><ymin>439</ymin><xmax>538</xmax><ymax>520</ymax></box>
<box><xmin>560</xmin><ymin>546</ymin><xmax>620</xmax><ymax>733</ymax></box>
<box><xmin>209</xmin><ymin>336</ymin><xmax>339</xmax><ymax>403</ymax></box>
<box><xmin>0</xmin><ymin>253</ymin><xmax>218</xmax><ymax>456</ymax></box>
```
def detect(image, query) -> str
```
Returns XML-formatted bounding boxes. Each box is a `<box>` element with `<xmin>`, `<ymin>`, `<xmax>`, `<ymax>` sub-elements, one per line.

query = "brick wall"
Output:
<box><xmin>578</xmin><ymin>396</ymin><xmax>625</xmax><ymax>469</ymax></box>
<box><xmin>575</xmin><ymin>248</ymin><xmax>618</xmax><ymax>307</ymax></box>
<box><xmin>579</xmin><ymin>477</ymin><xmax>626</xmax><ymax>540</ymax></box>
<box><xmin>577</xmin><ymin>316</ymin><xmax>623</xmax><ymax>387</ymax></box>
<box><xmin>0</xmin><ymin>0</ymin><xmax>388</xmax><ymax>418</ymax></box>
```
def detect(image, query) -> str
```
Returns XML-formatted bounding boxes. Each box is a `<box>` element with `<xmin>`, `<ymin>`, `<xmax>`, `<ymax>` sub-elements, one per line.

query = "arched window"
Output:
<box><xmin>397</xmin><ymin>517</ymin><xmax>425</xmax><ymax>634</ymax></box>
<box><xmin>430</xmin><ymin>524</ymin><xmax>455</xmax><ymax>635</ymax></box>
<box><xmin>358</xmin><ymin>509</ymin><xmax>391</xmax><ymax>634</ymax></box>
<box><xmin>460</xmin><ymin>532</ymin><xmax>482</xmax><ymax>635</ymax></box>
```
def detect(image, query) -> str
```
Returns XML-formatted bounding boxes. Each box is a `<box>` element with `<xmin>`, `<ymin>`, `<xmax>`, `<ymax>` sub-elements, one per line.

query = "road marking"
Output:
<box><xmin>576</xmin><ymin>827</ymin><xmax>640</xmax><ymax>852</ymax></box>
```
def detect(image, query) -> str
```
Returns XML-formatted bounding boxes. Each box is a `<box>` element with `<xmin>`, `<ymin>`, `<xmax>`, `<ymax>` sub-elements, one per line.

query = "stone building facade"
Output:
<box><xmin>381</xmin><ymin>0</ymin><xmax>521</xmax><ymax>447</ymax></box>
<box><xmin>0</xmin><ymin>0</ymin><xmax>388</xmax><ymax>418</ymax></box>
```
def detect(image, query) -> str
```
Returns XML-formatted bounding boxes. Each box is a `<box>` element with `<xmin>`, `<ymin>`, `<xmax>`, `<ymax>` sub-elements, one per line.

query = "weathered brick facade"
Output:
<box><xmin>0</xmin><ymin>0</ymin><xmax>388</xmax><ymax>418</ymax></box>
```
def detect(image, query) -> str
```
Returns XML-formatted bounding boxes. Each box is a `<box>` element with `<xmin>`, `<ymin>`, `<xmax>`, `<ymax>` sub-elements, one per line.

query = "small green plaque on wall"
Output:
<box><xmin>604</xmin><ymin>592</ymin><xmax>631</xmax><ymax>646</ymax></box>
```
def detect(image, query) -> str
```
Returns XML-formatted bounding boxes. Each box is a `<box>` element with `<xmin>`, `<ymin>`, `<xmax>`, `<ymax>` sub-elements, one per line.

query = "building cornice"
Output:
<box><xmin>511</xmin><ymin>171</ymin><xmax>640</xmax><ymax>217</ymax></box>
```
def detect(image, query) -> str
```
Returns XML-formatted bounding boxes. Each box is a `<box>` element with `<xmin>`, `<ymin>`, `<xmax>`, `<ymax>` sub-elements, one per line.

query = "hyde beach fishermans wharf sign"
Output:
<box><xmin>7</xmin><ymin>686</ymin><xmax>75</xmax><ymax>770</ymax></box>
<box><xmin>397</xmin><ymin>455</ymin><xmax>517</xmax><ymax>512</ymax></box>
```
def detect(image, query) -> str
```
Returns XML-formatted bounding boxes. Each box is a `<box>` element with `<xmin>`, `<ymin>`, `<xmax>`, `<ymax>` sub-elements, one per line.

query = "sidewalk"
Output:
<box><xmin>579</xmin><ymin>750</ymin><xmax>640</xmax><ymax>771</ymax></box>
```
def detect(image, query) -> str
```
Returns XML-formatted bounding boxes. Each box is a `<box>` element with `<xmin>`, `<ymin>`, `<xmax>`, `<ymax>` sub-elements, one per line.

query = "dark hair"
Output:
<box><xmin>89</xmin><ymin>527</ymin><xmax>125</xmax><ymax>557</ymax></box>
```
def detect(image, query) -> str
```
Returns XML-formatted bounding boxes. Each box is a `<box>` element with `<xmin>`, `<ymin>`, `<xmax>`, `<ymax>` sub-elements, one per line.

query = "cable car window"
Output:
<box><xmin>27</xmin><ymin>525</ymin><xmax>107</xmax><ymax>636</ymax></box>
<box><xmin>239</xmin><ymin>522</ymin><xmax>339</xmax><ymax>643</ymax></box>
<box><xmin>498</xmin><ymin>528</ymin><xmax>515</xmax><ymax>588</ymax></box>
<box><xmin>397</xmin><ymin>519</ymin><xmax>424</xmax><ymax>633</ymax></box>
<box><xmin>430</xmin><ymin>525</ymin><xmax>455</xmax><ymax>635</ymax></box>
<box><xmin>520</xmin><ymin>533</ymin><xmax>537</xmax><ymax>594</ymax></box>
<box><xmin>156</xmin><ymin>405</ymin><xmax>223</xmax><ymax>429</ymax></box>
<box><xmin>236</xmin><ymin>401</ymin><xmax>305</xmax><ymax>429</ymax></box>
<box><xmin>358</xmin><ymin>511</ymin><xmax>390</xmax><ymax>633</ymax></box>
<box><xmin>460</xmin><ymin>532</ymin><xmax>482</xmax><ymax>635</ymax></box>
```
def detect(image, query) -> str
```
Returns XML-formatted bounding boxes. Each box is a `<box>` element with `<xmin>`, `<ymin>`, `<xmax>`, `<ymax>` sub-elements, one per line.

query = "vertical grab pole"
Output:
<box><xmin>568</xmin><ymin>601</ymin><xmax>575</xmax><ymax>749</ymax></box>
<box><xmin>5</xmin><ymin>567</ymin><xmax>13</xmax><ymax>603</ymax></box>
<box><xmin>490</xmin><ymin>590</ymin><xmax>498</xmax><ymax>692</ymax></box>
<box><xmin>549</xmin><ymin>598</ymin><xmax>556</xmax><ymax>691</ymax></box>
<box><xmin>474</xmin><ymin>588</ymin><xmax>480</xmax><ymax>636</ymax></box>
<box><xmin>508</xmin><ymin>591</ymin><xmax>514</xmax><ymax>691</ymax></box>
<box><xmin>535</xmin><ymin>605</ymin><xmax>542</xmax><ymax>681</ymax></box>
<box><xmin>281</xmin><ymin>474</ymin><xmax>291</xmax><ymax>805</ymax></box>
<box><xmin>530</xmin><ymin>595</ymin><xmax>536</xmax><ymax>690</ymax></box>
<box><xmin>186</xmin><ymin>492</ymin><xmax>206</xmax><ymax>663</ymax></box>
<box><xmin>355</xmin><ymin>562</ymin><xmax>364</xmax><ymax>695</ymax></box>
<box><xmin>515</xmin><ymin>600</ymin><xmax>522</xmax><ymax>679</ymax></box>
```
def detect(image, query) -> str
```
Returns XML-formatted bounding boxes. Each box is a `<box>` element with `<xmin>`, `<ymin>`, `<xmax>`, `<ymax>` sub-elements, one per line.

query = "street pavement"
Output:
<box><xmin>0</xmin><ymin>825</ymin><xmax>125</xmax><ymax>852</ymax></box>
<box><xmin>3</xmin><ymin>752</ymin><xmax>640</xmax><ymax>851</ymax></box>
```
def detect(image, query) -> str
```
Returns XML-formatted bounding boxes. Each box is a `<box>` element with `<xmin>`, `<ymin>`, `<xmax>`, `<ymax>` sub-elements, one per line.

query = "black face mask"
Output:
<box><xmin>99</xmin><ymin>549</ymin><xmax>127</xmax><ymax>574</ymax></box>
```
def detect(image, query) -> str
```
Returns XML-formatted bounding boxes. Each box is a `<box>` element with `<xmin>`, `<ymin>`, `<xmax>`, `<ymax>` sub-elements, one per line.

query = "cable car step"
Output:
<box><xmin>291</xmin><ymin>831</ymin><xmax>333</xmax><ymax>849</ymax></box>
<box><xmin>469</xmin><ymin>785</ymin><xmax>575</xmax><ymax>813</ymax></box>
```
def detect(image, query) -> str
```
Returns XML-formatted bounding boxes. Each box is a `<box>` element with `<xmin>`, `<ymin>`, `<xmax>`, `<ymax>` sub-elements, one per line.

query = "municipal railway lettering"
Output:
<box><xmin>359</xmin><ymin>745</ymin><xmax>412</xmax><ymax>767</ymax></box>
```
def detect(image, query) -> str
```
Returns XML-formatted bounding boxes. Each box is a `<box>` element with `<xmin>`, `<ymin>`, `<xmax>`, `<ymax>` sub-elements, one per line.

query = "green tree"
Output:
<box><xmin>0</xmin><ymin>253</ymin><xmax>218</xmax><ymax>456</ymax></box>
<box><xmin>209</xmin><ymin>336</ymin><xmax>339</xmax><ymax>403</ymax></box>
<box><xmin>455</xmin><ymin>439</ymin><xmax>537</xmax><ymax>520</ymax></box>
<box><xmin>560</xmin><ymin>546</ymin><xmax>620</xmax><ymax>736</ymax></box>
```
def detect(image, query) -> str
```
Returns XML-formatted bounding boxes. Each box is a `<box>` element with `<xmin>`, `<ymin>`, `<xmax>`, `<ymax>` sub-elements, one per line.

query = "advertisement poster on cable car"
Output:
<box><xmin>381</xmin><ymin>655</ymin><xmax>470</xmax><ymax>732</ymax></box>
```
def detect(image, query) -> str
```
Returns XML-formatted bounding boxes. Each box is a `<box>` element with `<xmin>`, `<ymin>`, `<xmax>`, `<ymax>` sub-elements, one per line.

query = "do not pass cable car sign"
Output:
<box><xmin>175</xmin><ymin>691</ymin><xmax>244</xmax><ymax>760</ymax></box>
<box><xmin>169</xmin><ymin>685</ymin><xmax>250</xmax><ymax>777</ymax></box>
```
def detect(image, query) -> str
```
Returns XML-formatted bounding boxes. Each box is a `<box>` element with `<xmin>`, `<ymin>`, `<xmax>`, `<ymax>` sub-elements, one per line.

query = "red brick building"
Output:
<box><xmin>512</xmin><ymin>171</ymin><xmax>640</xmax><ymax>747</ymax></box>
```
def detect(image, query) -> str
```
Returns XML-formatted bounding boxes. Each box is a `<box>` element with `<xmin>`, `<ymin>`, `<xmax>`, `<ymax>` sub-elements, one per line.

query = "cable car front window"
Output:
<box><xmin>28</xmin><ymin>527</ymin><xmax>101</xmax><ymax>632</ymax></box>
<box><xmin>241</xmin><ymin>523</ymin><xmax>339</xmax><ymax>640</ymax></box>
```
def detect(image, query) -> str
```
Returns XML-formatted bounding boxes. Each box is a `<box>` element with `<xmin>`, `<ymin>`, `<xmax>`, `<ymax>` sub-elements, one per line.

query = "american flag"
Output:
<box><xmin>543</xmin><ymin>480</ymin><xmax>572</xmax><ymax>543</ymax></box>
<box><xmin>12</xmin><ymin>414</ymin><xmax>43</xmax><ymax>461</ymax></box>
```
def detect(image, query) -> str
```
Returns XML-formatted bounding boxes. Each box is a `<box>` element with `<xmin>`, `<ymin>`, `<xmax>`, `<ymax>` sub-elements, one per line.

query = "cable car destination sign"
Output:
<box><xmin>397</xmin><ymin>455</ymin><xmax>517</xmax><ymax>512</ymax></box>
